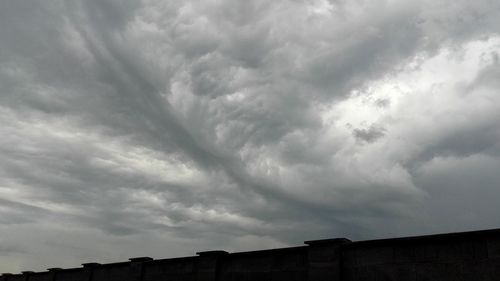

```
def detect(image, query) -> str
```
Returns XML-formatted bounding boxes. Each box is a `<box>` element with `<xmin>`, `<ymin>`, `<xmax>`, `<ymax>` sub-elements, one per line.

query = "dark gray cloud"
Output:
<box><xmin>1</xmin><ymin>0</ymin><xmax>500</xmax><ymax>272</ymax></box>
<box><xmin>353</xmin><ymin>125</ymin><xmax>386</xmax><ymax>143</ymax></box>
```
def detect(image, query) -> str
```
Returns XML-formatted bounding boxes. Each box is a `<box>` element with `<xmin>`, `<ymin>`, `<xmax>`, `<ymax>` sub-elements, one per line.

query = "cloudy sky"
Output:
<box><xmin>1</xmin><ymin>0</ymin><xmax>500</xmax><ymax>272</ymax></box>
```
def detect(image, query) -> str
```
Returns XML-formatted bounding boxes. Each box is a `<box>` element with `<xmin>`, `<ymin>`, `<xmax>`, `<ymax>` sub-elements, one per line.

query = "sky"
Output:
<box><xmin>1</xmin><ymin>0</ymin><xmax>500</xmax><ymax>273</ymax></box>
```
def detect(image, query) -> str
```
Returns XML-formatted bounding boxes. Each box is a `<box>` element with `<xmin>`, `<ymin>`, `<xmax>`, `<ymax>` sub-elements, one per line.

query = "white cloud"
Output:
<box><xmin>1</xmin><ymin>0</ymin><xmax>500</xmax><ymax>272</ymax></box>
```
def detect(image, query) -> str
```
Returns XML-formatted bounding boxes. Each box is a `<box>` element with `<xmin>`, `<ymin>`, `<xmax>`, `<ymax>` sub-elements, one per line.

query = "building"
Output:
<box><xmin>2</xmin><ymin>228</ymin><xmax>500</xmax><ymax>281</ymax></box>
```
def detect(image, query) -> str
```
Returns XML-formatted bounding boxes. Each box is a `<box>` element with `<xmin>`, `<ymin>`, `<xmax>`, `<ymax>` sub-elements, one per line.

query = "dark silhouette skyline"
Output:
<box><xmin>3</xmin><ymin>228</ymin><xmax>500</xmax><ymax>281</ymax></box>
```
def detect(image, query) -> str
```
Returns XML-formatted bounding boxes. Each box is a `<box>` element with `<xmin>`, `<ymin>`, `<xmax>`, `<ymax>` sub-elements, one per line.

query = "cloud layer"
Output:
<box><xmin>1</xmin><ymin>0</ymin><xmax>500</xmax><ymax>272</ymax></box>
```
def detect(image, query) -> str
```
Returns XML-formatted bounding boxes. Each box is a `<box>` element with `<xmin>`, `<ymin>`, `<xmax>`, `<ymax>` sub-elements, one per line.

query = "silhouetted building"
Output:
<box><xmin>3</xmin><ymin>228</ymin><xmax>500</xmax><ymax>281</ymax></box>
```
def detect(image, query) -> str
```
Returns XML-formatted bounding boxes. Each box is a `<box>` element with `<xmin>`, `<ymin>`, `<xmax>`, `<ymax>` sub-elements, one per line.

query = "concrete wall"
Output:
<box><xmin>3</xmin><ymin>228</ymin><xmax>500</xmax><ymax>281</ymax></box>
<box><xmin>341</xmin><ymin>229</ymin><xmax>500</xmax><ymax>281</ymax></box>
<box><xmin>218</xmin><ymin>246</ymin><xmax>308</xmax><ymax>281</ymax></box>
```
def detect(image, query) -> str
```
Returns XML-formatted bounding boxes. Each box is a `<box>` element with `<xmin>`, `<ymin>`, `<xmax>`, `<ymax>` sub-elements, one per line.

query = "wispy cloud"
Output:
<box><xmin>1</xmin><ymin>0</ymin><xmax>500</xmax><ymax>272</ymax></box>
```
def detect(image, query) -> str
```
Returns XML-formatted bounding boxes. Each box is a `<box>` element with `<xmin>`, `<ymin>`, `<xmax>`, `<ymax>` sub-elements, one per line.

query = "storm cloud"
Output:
<box><xmin>1</xmin><ymin>0</ymin><xmax>500</xmax><ymax>272</ymax></box>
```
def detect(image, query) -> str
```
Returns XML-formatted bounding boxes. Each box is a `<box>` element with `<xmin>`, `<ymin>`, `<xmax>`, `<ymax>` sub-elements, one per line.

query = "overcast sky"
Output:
<box><xmin>1</xmin><ymin>0</ymin><xmax>500</xmax><ymax>272</ymax></box>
